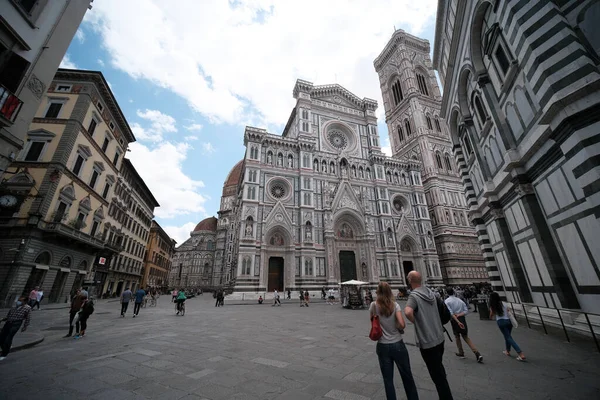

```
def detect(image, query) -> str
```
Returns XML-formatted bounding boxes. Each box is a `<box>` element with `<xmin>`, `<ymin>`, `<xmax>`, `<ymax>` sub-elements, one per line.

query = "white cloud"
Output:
<box><xmin>97</xmin><ymin>58</ymin><xmax>105</xmax><ymax>67</ymax></box>
<box><xmin>127</xmin><ymin>141</ymin><xmax>207</xmax><ymax>219</ymax></box>
<box><xmin>134</xmin><ymin>109</ymin><xmax>177</xmax><ymax>142</ymax></box>
<box><xmin>60</xmin><ymin>54</ymin><xmax>78</xmax><ymax>69</ymax></box>
<box><xmin>86</xmin><ymin>0</ymin><xmax>437</xmax><ymax>128</ymax></box>
<box><xmin>184</xmin><ymin>123</ymin><xmax>203</xmax><ymax>131</ymax></box>
<box><xmin>381</xmin><ymin>137</ymin><xmax>392</xmax><ymax>157</ymax></box>
<box><xmin>163</xmin><ymin>222</ymin><xmax>197</xmax><ymax>246</ymax></box>
<box><xmin>75</xmin><ymin>28</ymin><xmax>86</xmax><ymax>43</ymax></box>
<box><xmin>184</xmin><ymin>135</ymin><xmax>199</xmax><ymax>141</ymax></box>
<box><xmin>201</xmin><ymin>142</ymin><xmax>216</xmax><ymax>154</ymax></box>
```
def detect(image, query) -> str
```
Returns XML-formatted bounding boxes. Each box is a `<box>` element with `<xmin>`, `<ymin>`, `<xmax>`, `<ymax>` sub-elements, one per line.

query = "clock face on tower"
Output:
<box><xmin>0</xmin><ymin>195</ymin><xmax>18</xmax><ymax>208</ymax></box>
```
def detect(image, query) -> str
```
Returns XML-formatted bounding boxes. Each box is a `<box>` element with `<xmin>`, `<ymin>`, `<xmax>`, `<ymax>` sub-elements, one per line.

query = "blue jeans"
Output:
<box><xmin>376</xmin><ymin>341</ymin><xmax>419</xmax><ymax>400</ymax></box>
<box><xmin>497</xmin><ymin>319</ymin><xmax>521</xmax><ymax>353</ymax></box>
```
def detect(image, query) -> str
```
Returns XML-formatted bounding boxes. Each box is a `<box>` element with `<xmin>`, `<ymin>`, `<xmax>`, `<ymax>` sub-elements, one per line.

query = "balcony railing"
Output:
<box><xmin>0</xmin><ymin>84</ymin><xmax>24</xmax><ymax>125</ymax></box>
<box><xmin>38</xmin><ymin>220</ymin><xmax>105</xmax><ymax>249</ymax></box>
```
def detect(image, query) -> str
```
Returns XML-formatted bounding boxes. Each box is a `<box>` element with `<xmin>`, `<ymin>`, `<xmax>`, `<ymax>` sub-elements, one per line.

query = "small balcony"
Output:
<box><xmin>38</xmin><ymin>219</ymin><xmax>105</xmax><ymax>250</ymax></box>
<box><xmin>0</xmin><ymin>84</ymin><xmax>24</xmax><ymax>126</ymax></box>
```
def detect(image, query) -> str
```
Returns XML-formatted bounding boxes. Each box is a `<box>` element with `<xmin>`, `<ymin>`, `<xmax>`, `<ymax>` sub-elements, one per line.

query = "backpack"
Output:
<box><xmin>436</xmin><ymin>296</ymin><xmax>451</xmax><ymax>325</ymax></box>
<box><xmin>83</xmin><ymin>299</ymin><xmax>95</xmax><ymax>316</ymax></box>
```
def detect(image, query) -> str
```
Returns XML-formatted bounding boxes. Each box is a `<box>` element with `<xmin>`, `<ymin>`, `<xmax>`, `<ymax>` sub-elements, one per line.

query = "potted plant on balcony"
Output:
<box><xmin>67</xmin><ymin>218</ymin><xmax>86</xmax><ymax>230</ymax></box>
<box><xmin>49</xmin><ymin>211</ymin><xmax>66</xmax><ymax>223</ymax></box>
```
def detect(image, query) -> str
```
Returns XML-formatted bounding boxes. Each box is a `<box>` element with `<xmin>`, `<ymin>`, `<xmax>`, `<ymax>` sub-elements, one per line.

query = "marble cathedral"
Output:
<box><xmin>172</xmin><ymin>31</ymin><xmax>488</xmax><ymax>294</ymax></box>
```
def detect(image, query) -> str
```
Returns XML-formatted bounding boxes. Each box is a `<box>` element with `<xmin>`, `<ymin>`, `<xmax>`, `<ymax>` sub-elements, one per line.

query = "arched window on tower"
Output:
<box><xmin>397</xmin><ymin>126</ymin><xmax>404</xmax><ymax>142</ymax></box>
<box><xmin>426</xmin><ymin>115</ymin><xmax>433</xmax><ymax>130</ymax></box>
<box><xmin>416</xmin><ymin>73</ymin><xmax>430</xmax><ymax>96</ymax></box>
<box><xmin>405</xmin><ymin>120</ymin><xmax>412</xmax><ymax>136</ymax></box>
<box><xmin>434</xmin><ymin>118</ymin><xmax>441</xmax><ymax>132</ymax></box>
<box><xmin>444</xmin><ymin>154</ymin><xmax>453</xmax><ymax>171</ymax></box>
<box><xmin>435</xmin><ymin>152</ymin><xmax>443</xmax><ymax>169</ymax></box>
<box><xmin>391</xmin><ymin>80</ymin><xmax>403</xmax><ymax>105</ymax></box>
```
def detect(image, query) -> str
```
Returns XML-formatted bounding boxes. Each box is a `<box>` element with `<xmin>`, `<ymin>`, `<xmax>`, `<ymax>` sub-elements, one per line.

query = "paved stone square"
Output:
<box><xmin>1</xmin><ymin>296</ymin><xmax>599</xmax><ymax>399</ymax></box>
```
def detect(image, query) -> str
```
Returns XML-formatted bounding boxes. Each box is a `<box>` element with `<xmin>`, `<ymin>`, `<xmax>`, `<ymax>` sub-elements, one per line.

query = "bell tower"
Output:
<box><xmin>374</xmin><ymin>30</ymin><xmax>487</xmax><ymax>285</ymax></box>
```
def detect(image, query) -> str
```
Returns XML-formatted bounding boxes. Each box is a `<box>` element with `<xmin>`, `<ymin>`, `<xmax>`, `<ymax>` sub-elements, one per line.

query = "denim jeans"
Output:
<box><xmin>419</xmin><ymin>341</ymin><xmax>454</xmax><ymax>400</ymax></box>
<box><xmin>376</xmin><ymin>341</ymin><xmax>419</xmax><ymax>400</ymax></box>
<box><xmin>0</xmin><ymin>320</ymin><xmax>22</xmax><ymax>356</ymax></box>
<box><xmin>497</xmin><ymin>319</ymin><xmax>521</xmax><ymax>353</ymax></box>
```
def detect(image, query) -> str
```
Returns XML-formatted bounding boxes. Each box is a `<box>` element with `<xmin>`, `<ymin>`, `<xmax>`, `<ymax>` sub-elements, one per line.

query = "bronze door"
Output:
<box><xmin>268</xmin><ymin>257</ymin><xmax>284</xmax><ymax>292</ymax></box>
<box><xmin>339</xmin><ymin>251</ymin><xmax>357</xmax><ymax>282</ymax></box>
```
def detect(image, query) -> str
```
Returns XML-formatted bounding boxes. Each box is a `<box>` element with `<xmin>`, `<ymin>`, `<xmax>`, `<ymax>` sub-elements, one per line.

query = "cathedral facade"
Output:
<box><xmin>221</xmin><ymin>78</ymin><xmax>444</xmax><ymax>295</ymax></box>
<box><xmin>173</xmin><ymin>32</ymin><xmax>489</xmax><ymax>294</ymax></box>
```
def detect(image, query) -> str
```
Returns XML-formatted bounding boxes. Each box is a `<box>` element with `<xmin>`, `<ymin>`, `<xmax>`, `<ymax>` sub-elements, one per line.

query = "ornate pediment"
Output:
<box><xmin>331</xmin><ymin>181</ymin><xmax>363</xmax><ymax>214</ymax></box>
<box><xmin>396</xmin><ymin>214</ymin><xmax>420</xmax><ymax>248</ymax></box>
<box><xmin>263</xmin><ymin>201</ymin><xmax>293</xmax><ymax>231</ymax></box>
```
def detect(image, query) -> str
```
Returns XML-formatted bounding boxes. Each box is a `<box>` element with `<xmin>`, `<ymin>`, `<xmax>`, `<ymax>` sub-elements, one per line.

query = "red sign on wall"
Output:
<box><xmin>99</xmin><ymin>257</ymin><xmax>106</xmax><ymax>265</ymax></box>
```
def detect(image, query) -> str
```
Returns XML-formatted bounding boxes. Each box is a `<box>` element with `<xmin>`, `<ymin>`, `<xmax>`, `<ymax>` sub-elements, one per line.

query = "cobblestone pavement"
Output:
<box><xmin>1</xmin><ymin>296</ymin><xmax>599</xmax><ymax>399</ymax></box>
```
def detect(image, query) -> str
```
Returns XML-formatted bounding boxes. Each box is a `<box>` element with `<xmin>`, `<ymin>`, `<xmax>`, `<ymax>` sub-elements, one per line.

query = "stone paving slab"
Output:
<box><xmin>1</xmin><ymin>296</ymin><xmax>600</xmax><ymax>400</ymax></box>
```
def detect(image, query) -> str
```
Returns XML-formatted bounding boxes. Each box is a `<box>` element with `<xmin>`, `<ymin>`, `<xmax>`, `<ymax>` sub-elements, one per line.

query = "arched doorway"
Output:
<box><xmin>332</xmin><ymin>211</ymin><xmax>368</xmax><ymax>283</ymax></box>
<box><xmin>262</xmin><ymin>227</ymin><xmax>292</xmax><ymax>292</ymax></box>
<box><xmin>399</xmin><ymin>238</ymin><xmax>417</xmax><ymax>277</ymax></box>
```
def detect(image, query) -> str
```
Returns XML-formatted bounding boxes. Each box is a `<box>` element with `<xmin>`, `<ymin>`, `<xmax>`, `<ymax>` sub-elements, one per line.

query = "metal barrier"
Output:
<box><xmin>507</xmin><ymin>302</ymin><xmax>600</xmax><ymax>353</ymax></box>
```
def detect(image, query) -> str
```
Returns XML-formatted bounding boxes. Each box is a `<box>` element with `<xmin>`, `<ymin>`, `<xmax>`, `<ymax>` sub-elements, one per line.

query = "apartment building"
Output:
<box><xmin>0</xmin><ymin>0</ymin><xmax>92</xmax><ymax>180</ymax></box>
<box><xmin>0</xmin><ymin>68</ymin><xmax>135</xmax><ymax>306</ymax></box>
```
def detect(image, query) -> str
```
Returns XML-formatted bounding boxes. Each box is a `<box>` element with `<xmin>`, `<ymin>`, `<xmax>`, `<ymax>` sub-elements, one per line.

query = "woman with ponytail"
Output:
<box><xmin>370</xmin><ymin>281</ymin><xmax>419</xmax><ymax>400</ymax></box>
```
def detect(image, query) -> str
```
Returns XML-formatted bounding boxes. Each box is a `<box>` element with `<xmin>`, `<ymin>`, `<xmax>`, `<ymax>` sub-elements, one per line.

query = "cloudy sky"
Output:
<box><xmin>61</xmin><ymin>0</ymin><xmax>439</xmax><ymax>245</ymax></box>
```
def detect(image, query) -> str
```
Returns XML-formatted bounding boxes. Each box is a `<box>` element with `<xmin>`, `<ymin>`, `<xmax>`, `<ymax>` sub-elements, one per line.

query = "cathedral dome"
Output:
<box><xmin>193</xmin><ymin>216</ymin><xmax>217</xmax><ymax>232</ymax></box>
<box><xmin>222</xmin><ymin>159</ymin><xmax>244</xmax><ymax>197</ymax></box>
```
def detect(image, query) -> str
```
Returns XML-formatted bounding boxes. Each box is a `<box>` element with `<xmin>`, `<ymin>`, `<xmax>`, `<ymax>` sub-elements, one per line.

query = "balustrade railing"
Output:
<box><xmin>506</xmin><ymin>302</ymin><xmax>600</xmax><ymax>353</ymax></box>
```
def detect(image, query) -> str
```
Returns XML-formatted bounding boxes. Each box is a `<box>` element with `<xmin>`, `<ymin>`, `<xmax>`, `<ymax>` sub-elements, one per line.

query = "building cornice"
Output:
<box><xmin>432</xmin><ymin>0</ymin><xmax>447</xmax><ymax>70</ymax></box>
<box><xmin>54</xmin><ymin>69</ymin><xmax>136</xmax><ymax>143</ymax></box>
<box><xmin>374</xmin><ymin>30</ymin><xmax>430</xmax><ymax>71</ymax></box>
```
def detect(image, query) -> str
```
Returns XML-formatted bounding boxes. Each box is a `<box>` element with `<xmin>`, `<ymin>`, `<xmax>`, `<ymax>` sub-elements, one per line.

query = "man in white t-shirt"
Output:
<box><xmin>272</xmin><ymin>290</ymin><xmax>281</xmax><ymax>306</ymax></box>
<box><xmin>327</xmin><ymin>288</ymin><xmax>335</xmax><ymax>305</ymax></box>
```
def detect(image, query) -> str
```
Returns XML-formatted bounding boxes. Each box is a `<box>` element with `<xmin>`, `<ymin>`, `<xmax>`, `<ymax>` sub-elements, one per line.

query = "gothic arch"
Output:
<box><xmin>264</xmin><ymin>225</ymin><xmax>293</xmax><ymax>247</ymax></box>
<box><xmin>34</xmin><ymin>251</ymin><xmax>52</xmax><ymax>265</ymax></box>
<box><xmin>398</xmin><ymin>235</ymin><xmax>420</xmax><ymax>254</ymax></box>
<box><xmin>470</xmin><ymin>0</ymin><xmax>496</xmax><ymax>75</ymax></box>
<box><xmin>457</xmin><ymin>66</ymin><xmax>475</xmax><ymax>119</ymax></box>
<box><xmin>333</xmin><ymin>210</ymin><xmax>366</xmax><ymax>238</ymax></box>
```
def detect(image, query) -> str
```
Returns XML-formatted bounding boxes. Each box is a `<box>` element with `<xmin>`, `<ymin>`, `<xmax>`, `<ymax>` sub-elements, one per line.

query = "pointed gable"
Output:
<box><xmin>331</xmin><ymin>181</ymin><xmax>363</xmax><ymax>214</ymax></box>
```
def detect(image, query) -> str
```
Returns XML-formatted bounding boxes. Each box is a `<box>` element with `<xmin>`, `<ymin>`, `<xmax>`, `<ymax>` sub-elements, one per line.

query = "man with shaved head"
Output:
<box><xmin>405</xmin><ymin>271</ymin><xmax>454</xmax><ymax>400</ymax></box>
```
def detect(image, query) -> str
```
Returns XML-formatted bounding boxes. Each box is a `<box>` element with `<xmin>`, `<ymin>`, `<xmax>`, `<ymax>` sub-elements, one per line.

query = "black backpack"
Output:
<box><xmin>436</xmin><ymin>296</ymin><xmax>451</xmax><ymax>325</ymax></box>
<box><xmin>84</xmin><ymin>299</ymin><xmax>95</xmax><ymax>315</ymax></box>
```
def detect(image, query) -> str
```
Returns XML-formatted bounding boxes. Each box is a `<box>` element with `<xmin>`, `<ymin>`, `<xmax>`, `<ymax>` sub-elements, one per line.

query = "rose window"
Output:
<box><xmin>270</xmin><ymin>183</ymin><xmax>286</xmax><ymax>199</ymax></box>
<box><xmin>328</xmin><ymin>130</ymin><xmax>349</xmax><ymax>150</ymax></box>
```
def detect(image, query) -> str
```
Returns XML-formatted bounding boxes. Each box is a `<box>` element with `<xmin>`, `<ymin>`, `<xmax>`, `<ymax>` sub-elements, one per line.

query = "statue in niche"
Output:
<box><xmin>267</xmin><ymin>152</ymin><xmax>273</xmax><ymax>164</ymax></box>
<box><xmin>305</xmin><ymin>225</ymin><xmax>312</xmax><ymax>240</ymax></box>
<box><xmin>288</xmin><ymin>155</ymin><xmax>293</xmax><ymax>168</ymax></box>
<box><xmin>245</xmin><ymin>220</ymin><xmax>253</xmax><ymax>237</ymax></box>
<box><xmin>277</xmin><ymin>153</ymin><xmax>283</xmax><ymax>166</ymax></box>
<box><xmin>337</xmin><ymin>223</ymin><xmax>354</xmax><ymax>239</ymax></box>
<box><xmin>361</xmin><ymin>262</ymin><xmax>367</xmax><ymax>280</ymax></box>
<box><xmin>427</xmin><ymin>231</ymin><xmax>434</xmax><ymax>246</ymax></box>
<box><xmin>387</xmin><ymin>229</ymin><xmax>394</xmax><ymax>245</ymax></box>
